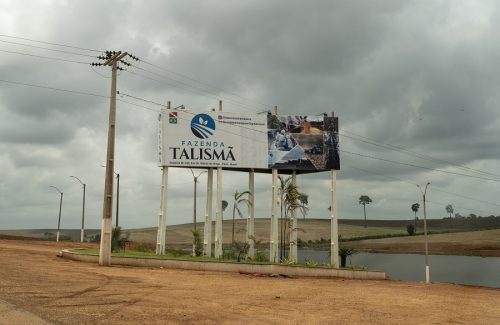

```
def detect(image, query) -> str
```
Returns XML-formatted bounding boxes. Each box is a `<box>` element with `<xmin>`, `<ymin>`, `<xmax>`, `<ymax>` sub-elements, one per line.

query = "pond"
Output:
<box><xmin>296</xmin><ymin>250</ymin><xmax>500</xmax><ymax>288</ymax></box>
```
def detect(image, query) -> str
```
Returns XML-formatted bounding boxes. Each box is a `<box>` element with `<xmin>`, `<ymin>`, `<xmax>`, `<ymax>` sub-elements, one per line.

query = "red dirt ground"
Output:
<box><xmin>1</xmin><ymin>238</ymin><xmax>500</xmax><ymax>324</ymax></box>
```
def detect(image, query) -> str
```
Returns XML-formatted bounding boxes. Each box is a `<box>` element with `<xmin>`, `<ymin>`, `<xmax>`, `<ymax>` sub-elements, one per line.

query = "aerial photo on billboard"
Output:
<box><xmin>267</xmin><ymin>115</ymin><xmax>339</xmax><ymax>171</ymax></box>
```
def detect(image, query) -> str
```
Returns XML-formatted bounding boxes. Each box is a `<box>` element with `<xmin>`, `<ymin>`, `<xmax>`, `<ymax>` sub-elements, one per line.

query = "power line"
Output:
<box><xmin>117</xmin><ymin>91</ymin><xmax>270</xmax><ymax>145</ymax></box>
<box><xmin>340</xmin><ymin>149</ymin><xmax>500</xmax><ymax>182</ymax></box>
<box><xmin>340</xmin><ymin>129</ymin><xmax>500</xmax><ymax>179</ymax></box>
<box><xmin>140</xmin><ymin>59</ymin><xmax>272</xmax><ymax>110</ymax></box>
<box><xmin>0</xmin><ymin>34</ymin><xmax>102</xmax><ymax>53</ymax></box>
<box><xmin>344</xmin><ymin>163</ymin><xmax>500</xmax><ymax>208</ymax></box>
<box><xmin>0</xmin><ymin>78</ymin><xmax>108</xmax><ymax>98</ymax></box>
<box><xmin>0</xmin><ymin>39</ymin><xmax>97</xmax><ymax>58</ymax></box>
<box><xmin>127</xmin><ymin>65</ymin><xmax>265</xmax><ymax>113</ymax></box>
<box><xmin>0</xmin><ymin>48</ymin><xmax>91</xmax><ymax>65</ymax></box>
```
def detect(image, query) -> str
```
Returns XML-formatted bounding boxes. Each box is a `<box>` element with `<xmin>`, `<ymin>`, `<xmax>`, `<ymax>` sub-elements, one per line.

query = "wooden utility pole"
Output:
<box><xmin>94</xmin><ymin>51</ymin><xmax>129</xmax><ymax>266</ymax></box>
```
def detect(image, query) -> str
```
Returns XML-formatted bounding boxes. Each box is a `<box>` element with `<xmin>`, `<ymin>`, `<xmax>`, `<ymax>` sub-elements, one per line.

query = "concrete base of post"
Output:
<box><xmin>425</xmin><ymin>265</ymin><xmax>430</xmax><ymax>283</ymax></box>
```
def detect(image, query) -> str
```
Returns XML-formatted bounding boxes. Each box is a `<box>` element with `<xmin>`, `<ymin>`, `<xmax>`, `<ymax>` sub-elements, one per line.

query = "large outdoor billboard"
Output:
<box><xmin>159</xmin><ymin>110</ymin><xmax>339</xmax><ymax>171</ymax></box>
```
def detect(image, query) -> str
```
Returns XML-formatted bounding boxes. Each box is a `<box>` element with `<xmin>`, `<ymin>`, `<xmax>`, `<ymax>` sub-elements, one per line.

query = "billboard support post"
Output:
<box><xmin>270</xmin><ymin>105</ymin><xmax>279</xmax><ymax>263</ymax></box>
<box><xmin>290</xmin><ymin>170</ymin><xmax>298</xmax><ymax>262</ymax></box>
<box><xmin>214</xmin><ymin>100</ymin><xmax>223</xmax><ymax>258</ymax></box>
<box><xmin>156</xmin><ymin>166</ymin><xmax>168</xmax><ymax>255</ymax></box>
<box><xmin>330</xmin><ymin>112</ymin><xmax>339</xmax><ymax>267</ymax></box>
<box><xmin>247</xmin><ymin>169</ymin><xmax>255</xmax><ymax>258</ymax></box>
<box><xmin>203</xmin><ymin>168</ymin><xmax>213</xmax><ymax>256</ymax></box>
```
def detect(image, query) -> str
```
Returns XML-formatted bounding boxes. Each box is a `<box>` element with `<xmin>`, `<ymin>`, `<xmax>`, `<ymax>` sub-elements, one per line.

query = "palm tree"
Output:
<box><xmin>359</xmin><ymin>195</ymin><xmax>372</xmax><ymax>228</ymax></box>
<box><xmin>411</xmin><ymin>203</ymin><xmax>420</xmax><ymax>231</ymax></box>
<box><xmin>278</xmin><ymin>176</ymin><xmax>293</xmax><ymax>259</ymax></box>
<box><xmin>231</xmin><ymin>191</ymin><xmax>251</xmax><ymax>243</ymax></box>
<box><xmin>221</xmin><ymin>200</ymin><xmax>228</xmax><ymax>217</ymax></box>
<box><xmin>298</xmin><ymin>193</ymin><xmax>309</xmax><ymax>220</ymax></box>
<box><xmin>445</xmin><ymin>204</ymin><xmax>454</xmax><ymax>218</ymax></box>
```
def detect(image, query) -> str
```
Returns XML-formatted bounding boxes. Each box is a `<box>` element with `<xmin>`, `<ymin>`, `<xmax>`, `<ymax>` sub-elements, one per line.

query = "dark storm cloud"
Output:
<box><xmin>1</xmin><ymin>0</ymin><xmax>499</xmax><ymax>230</ymax></box>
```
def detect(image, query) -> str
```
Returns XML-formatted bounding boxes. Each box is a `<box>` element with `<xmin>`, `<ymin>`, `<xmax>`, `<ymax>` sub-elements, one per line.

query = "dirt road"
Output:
<box><xmin>1</xmin><ymin>239</ymin><xmax>499</xmax><ymax>324</ymax></box>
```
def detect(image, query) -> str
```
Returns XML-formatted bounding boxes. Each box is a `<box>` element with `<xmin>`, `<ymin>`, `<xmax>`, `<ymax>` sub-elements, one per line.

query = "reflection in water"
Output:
<box><xmin>297</xmin><ymin>250</ymin><xmax>500</xmax><ymax>288</ymax></box>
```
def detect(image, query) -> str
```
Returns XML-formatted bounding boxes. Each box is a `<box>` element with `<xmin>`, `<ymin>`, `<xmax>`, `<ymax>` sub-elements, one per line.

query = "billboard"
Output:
<box><xmin>159</xmin><ymin>110</ymin><xmax>339</xmax><ymax>171</ymax></box>
<box><xmin>159</xmin><ymin>109</ymin><xmax>268</xmax><ymax>169</ymax></box>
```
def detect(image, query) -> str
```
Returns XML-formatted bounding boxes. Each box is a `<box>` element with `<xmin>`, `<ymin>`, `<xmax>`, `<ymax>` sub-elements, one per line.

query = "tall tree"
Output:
<box><xmin>411</xmin><ymin>203</ymin><xmax>420</xmax><ymax>231</ymax></box>
<box><xmin>359</xmin><ymin>195</ymin><xmax>372</xmax><ymax>228</ymax></box>
<box><xmin>298</xmin><ymin>193</ymin><xmax>309</xmax><ymax>220</ymax></box>
<box><xmin>278</xmin><ymin>176</ymin><xmax>293</xmax><ymax>260</ymax></box>
<box><xmin>231</xmin><ymin>191</ymin><xmax>251</xmax><ymax>243</ymax></box>
<box><xmin>445</xmin><ymin>204</ymin><xmax>454</xmax><ymax>219</ymax></box>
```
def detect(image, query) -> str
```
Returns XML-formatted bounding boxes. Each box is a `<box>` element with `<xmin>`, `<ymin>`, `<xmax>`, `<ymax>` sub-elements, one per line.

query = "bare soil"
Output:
<box><xmin>1</xmin><ymin>239</ymin><xmax>500</xmax><ymax>324</ymax></box>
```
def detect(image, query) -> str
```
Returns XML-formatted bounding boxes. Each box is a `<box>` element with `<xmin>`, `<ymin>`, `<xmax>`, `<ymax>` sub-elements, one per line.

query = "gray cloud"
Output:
<box><xmin>1</xmin><ymin>0</ymin><xmax>499</xmax><ymax>233</ymax></box>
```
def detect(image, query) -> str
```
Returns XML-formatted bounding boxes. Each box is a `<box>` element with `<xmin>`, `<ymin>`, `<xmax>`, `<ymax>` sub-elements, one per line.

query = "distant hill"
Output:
<box><xmin>2</xmin><ymin>217</ymin><xmax>499</xmax><ymax>246</ymax></box>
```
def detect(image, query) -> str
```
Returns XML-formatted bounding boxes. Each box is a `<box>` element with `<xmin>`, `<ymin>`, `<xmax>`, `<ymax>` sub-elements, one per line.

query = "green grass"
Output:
<box><xmin>68</xmin><ymin>248</ymin><xmax>273</xmax><ymax>265</ymax></box>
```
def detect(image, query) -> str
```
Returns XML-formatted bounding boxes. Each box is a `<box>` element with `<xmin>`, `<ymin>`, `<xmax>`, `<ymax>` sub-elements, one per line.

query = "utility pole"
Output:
<box><xmin>418</xmin><ymin>182</ymin><xmax>431</xmax><ymax>283</ymax></box>
<box><xmin>92</xmin><ymin>51</ymin><xmax>137</xmax><ymax>266</ymax></box>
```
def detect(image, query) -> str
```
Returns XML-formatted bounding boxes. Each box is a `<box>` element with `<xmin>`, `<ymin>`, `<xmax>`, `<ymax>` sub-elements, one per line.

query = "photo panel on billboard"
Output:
<box><xmin>267</xmin><ymin>115</ymin><xmax>339</xmax><ymax>171</ymax></box>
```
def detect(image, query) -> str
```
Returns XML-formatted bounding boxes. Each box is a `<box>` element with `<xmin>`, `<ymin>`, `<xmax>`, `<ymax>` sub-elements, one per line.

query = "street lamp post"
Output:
<box><xmin>418</xmin><ymin>182</ymin><xmax>431</xmax><ymax>283</ymax></box>
<box><xmin>190</xmin><ymin>169</ymin><xmax>207</xmax><ymax>256</ymax></box>
<box><xmin>49</xmin><ymin>186</ymin><xmax>63</xmax><ymax>242</ymax></box>
<box><xmin>70</xmin><ymin>176</ymin><xmax>86</xmax><ymax>242</ymax></box>
<box><xmin>115</xmin><ymin>172</ymin><xmax>120</xmax><ymax>228</ymax></box>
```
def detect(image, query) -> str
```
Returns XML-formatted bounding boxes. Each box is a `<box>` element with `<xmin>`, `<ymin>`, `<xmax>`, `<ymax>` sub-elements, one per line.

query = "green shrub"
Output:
<box><xmin>406</xmin><ymin>224</ymin><xmax>416</xmax><ymax>236</ymax></box>
<box><xmin>230</xmin><ymin>241</ymin><xmax>250</xmax><ymax>262</ymax></box>
<box><xmin>253</xmin><ymin>250</ymin><xmax>267</xmax><ymax>262</ymax></box>
<box><xmin>305</xmin><ymin>259</ymin><xmax>317</xmax><ymax>267</ymax></box>
<box><xmin>191</xmin><ymin>229</ymin><xmax>203</xmax><ymax>256</ymax></box>
<box><xmin>111</xmin><ymin>227</ymin><xmax>129</xmax><ymax>252</ymax></box>
<box><xmin>130</xmin><ymin>242</ymin><xmax>153</xmax><ymax>253</ymax></box>
<box><xmin>280</xmin><ymin>258</ymin><xmax>297</xmax><ymax>265</ymax></box>
<box><xmin>166</xmin><ymin>248</ymin><xmax>188</xmax><ymax>257</ymax></box>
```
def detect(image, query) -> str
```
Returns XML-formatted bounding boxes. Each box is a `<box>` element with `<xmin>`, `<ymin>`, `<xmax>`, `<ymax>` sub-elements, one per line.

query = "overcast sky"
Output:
<box><xmin>1</xmin><ymin>0</ymin><xmax>499</xmax><ymax>232</ymax></box>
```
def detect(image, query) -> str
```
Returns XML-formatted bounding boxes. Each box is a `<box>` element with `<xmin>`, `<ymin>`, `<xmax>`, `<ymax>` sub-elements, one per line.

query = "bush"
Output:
<box><xmin>191</xmin><ymin>229</ymin><xmax>203</xmax><ymax>256</ymax></box>
<box><xmin>305</xmin><ymin>259</ymin><xmax>317</xmax><ymax>267</ymax></box>
<box><xmin>111</xmin><ymin>227</ymin><xmax>129</xmax><ymax>252</ymax></box>
<box><xmin>229</xmin><ymin>241</ymin><xmax>250</xmax><ymax>262</ymax></box>
<box><xmin>129</xmin><ymin>242</ymin><xmax>153</xmax><ymax>253</ymax></box>
<box><xmin>253</xmin><ymin>250</ymin><xmax>267</xmax><ymax>262</ymax></box>
<box><xmin>406</xmin><ymin>224</ymin><xmax>416</xmax><ymax>236</ymax></box>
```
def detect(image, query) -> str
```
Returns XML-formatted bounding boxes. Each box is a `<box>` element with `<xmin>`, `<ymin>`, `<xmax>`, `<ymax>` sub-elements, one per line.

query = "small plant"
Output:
<box><xmin>253</xmin><ymin>250</ymin><xmax>267</xmax><ymax>262</ymax></box>
<box><xmin>338</xmin><ymin>247</ymin><xmax>357</xmax><ymax>268</ymax></box>
<box><xmin>305</xmin><ymin>259</ymin><xmax>317</xmax><ymax>267</ymax></box>
<box><xmin>111</xmin><ymin>227</ymin><xmax>129</xmax><ymax>252</ymax></box>
<box><xmin>230</xmin><ymin>240</ymin><xmax>250</xmax><ymax>262</ymax></box>
<box><xmin>406</xmin><ymin>224</ymin><xmax>416</xmax><ymax>236</ymax></box>
<box><xmin>130</xmin><ymin>242</ymin><xmax>153</xmax><ymax>253</ymax></box>
<box><xmin>280</xmin><ymin>258</ymin><xmax>297</xmax><ymax>265</ymax></box>
<box><xmin>320</xmin><ymin>262</ymin><xmax>334</xmax><ymax>268</ymax></box>
<box><xmin>166</xmin><ymin>248</ymin><xmax>188</xmax><ymax>257</ymax></box>
<box><xmin>191</xmin><ymin>229</ymin><xmax>203</xmax><ymax>256</ymax></box>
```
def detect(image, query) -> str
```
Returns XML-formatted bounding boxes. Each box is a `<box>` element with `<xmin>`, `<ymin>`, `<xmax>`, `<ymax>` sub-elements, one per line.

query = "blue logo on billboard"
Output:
<box><xmin>191</xmin><ymin>114</ymin><xmax>216</xmax><ymax>139</ymax></box>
